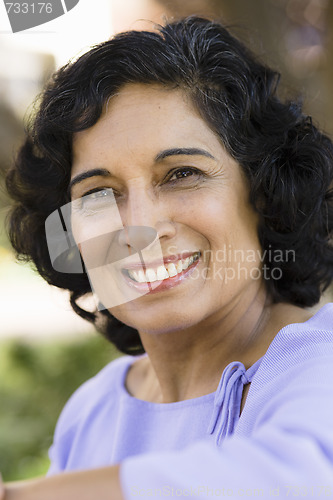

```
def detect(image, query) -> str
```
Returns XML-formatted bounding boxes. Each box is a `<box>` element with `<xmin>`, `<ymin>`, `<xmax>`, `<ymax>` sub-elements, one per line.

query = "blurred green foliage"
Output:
<box><xmin>0</xmin><ymin>334</ymin><xmax>120</xmax><ymax>481</ymax></box>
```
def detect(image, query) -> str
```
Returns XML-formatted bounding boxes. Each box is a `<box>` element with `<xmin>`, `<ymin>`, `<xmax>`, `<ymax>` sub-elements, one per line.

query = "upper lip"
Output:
<box><xmin>122</xmin><ymin>251</ymin><xmax>200</xmax><ymax>270</ymax></box>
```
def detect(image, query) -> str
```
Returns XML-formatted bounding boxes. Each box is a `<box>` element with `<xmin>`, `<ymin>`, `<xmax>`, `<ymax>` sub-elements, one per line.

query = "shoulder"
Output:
<box><xmin>237</xmin><ymin>303</ymin><xmax>333</xmax><ymax>434</ymax></box>
<box><xmin>251</xmin><ymin>302</ymin><xmax>333</xmax><ymax>396</ymax></box>
<box><xmin>53</xmin><ymin>354</ymin><xmax>134</xmax><ymax>436</ymax></box>
<box><xmin>267</xmin><ymin>302</ymin><xmax>333</xmax><ymax>363</ymax></box>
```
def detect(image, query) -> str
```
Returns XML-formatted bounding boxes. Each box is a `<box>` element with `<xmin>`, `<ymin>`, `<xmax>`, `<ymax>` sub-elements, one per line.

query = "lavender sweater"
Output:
<box><xmin>48</xmin><ymin>303</ymin><xmax>333</xmax><ymax>498</ymax></box>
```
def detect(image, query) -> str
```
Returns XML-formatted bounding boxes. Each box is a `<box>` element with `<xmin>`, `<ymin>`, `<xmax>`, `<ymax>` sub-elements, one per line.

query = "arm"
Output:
<box><xmin>2</xmin><ymin>466</ymin><xmax>123</xmax><ymax>500</ymax></box>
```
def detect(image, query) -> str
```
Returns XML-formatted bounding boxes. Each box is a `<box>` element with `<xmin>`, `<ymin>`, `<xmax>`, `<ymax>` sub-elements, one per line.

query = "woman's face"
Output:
<box><xmin>70</xmin><ymin>84</ymin><xmax>264</xmax><ymax>334</ymax></box>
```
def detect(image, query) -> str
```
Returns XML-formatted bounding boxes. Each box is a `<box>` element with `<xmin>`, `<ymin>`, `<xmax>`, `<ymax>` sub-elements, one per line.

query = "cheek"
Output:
<box><xmin>186</xmin><ymin>194</ymin><xmax>261</xmax><ymax>272</ymax></box>
<box><xmin>169</xmin><ymin>190</ymin><xmax>229</xmax><ymax>227</ymax></box>
<box><xmin>180</xmin><ymin>194</ymin><xmax>235</xmax><ymax>242</ymax></box>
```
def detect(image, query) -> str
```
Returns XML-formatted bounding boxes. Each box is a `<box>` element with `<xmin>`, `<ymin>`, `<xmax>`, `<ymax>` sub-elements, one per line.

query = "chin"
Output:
<box><xmin>109</xmin><ymin>303</ymin><xmax>199</xmax><ymax>336</ymax></box>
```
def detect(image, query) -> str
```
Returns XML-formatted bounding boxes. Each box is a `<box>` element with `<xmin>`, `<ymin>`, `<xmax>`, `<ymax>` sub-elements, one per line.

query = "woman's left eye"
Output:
<box><xmin>166</xmin><ymin>167</ymin><xmax>203</xmax><ymax>183</ymax></box>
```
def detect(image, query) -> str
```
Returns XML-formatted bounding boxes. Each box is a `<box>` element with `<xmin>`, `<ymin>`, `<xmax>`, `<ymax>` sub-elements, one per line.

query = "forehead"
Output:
<box><xmin>72</xmin><ymin>84</ymin><xmax>224</xmax><ymax>166</ymax></box>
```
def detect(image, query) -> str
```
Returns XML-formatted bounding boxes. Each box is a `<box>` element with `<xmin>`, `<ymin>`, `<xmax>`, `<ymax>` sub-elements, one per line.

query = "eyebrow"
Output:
<box><xmin>69</xmin><ymin>148</ymin><xmax>216</xmax><ymax>193</ymax></box>
<box><xmin>69</xmin><ymin>168</ymin><xmax>111</xmax><ymax>193</ymax></box>
<box><xmin>155</xmin><ymin>148</ymin><xmax>216</xmax><ymax>162</ymax></box>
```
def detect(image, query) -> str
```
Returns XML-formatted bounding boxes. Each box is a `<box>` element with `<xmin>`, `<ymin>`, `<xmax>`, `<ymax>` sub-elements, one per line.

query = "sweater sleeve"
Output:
<box><xmin>47</xmin><ymin>374</ymin><xmax>99</xmax><ymax>475</ymax></box>
<box><xmin>47</xmin><ymin>356</ymin><xmax>129</xmax><ymax>475</ymax></box>
<box><xmin>120</xmin><ymin>354</ymin><xmax>333</xmax><ymax>499</ymax></box>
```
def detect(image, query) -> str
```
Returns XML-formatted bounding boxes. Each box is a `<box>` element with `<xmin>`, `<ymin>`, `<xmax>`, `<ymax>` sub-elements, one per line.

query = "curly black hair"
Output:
<box><xmin>6</xmin><ymin>17</ymin><xmax>333</xmax><ymax>355</ymax></box>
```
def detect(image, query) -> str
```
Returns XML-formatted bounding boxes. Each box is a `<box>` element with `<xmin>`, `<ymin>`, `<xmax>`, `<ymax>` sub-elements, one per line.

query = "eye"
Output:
<box><xmin>73</xmin><ymin>187</ymin><xmax>117</xmax><ymax>214</ymax></box>
<box><xmin>84</xmin><ymin>188</ymin><xmax>110</xmax><ymax>200</ymax></box>
<box><xmin>166</xmin><ymin>167</ymin><xmax>204</xmax><ymax>183</ymax></box>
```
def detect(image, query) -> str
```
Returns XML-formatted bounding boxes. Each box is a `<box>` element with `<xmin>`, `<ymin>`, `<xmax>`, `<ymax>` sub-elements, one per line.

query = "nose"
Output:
<box><xmin>117</xmin><ymin>187</ymin><xmax>176</xmax><ymax>250</ymax></box>
<box><xmin>117</xmin><ymin>226</ymin><xmax>157</xmax><ymax>254</ymax></box>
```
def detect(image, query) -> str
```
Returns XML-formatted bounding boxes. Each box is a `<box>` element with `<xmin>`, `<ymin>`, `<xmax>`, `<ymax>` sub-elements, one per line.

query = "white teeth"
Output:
<box><xmin>156</xmin><ymin>265</ymin><xmax>169</xmax><ymax>280</ymax></box>
<box><xmin>182</xmin><ymin>257</ymin><xmax>190</xmax><ymax>271</ymax></box>
<box><xmin>145</xmin><ymin>268</ymin><xmax>157</xmax><ymax>282</ymax></box>
<box><xmin>126</xmin><ymin>252</ymin><xmax>200</xmax><ymax>283</ymax></box>
<box><xmin>167</xmin><ymin>262</ymin><xmax>177</xmax><ymax>277</ymax></box>
<box><xmin>137</xmin><ymin>270</ymin><xmax>146</xmax><ymax>283</ymax></box>
<box><xmin>176</xmin><ymin>260</ymin><xmax>183</xmax><ymax>273</ymax></box>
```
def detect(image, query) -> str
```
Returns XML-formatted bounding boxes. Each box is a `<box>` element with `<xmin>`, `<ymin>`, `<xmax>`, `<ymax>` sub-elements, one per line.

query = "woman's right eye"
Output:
<box><xmin>84</xmin><ymin>188</ymin><xmax>110</xmax><ymax>200</ymax></box>
<box><xmin>76</xmin><ymin>188</ymin><xmax>117</xmax><ymax>213</ymax></box>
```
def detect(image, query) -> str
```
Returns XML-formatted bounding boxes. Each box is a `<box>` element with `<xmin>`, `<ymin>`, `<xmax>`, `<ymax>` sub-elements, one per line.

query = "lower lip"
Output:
<box><xmin>122</xmin><ymin>258</ymin><xmax>200</xmax><ymax>294</ymax></box>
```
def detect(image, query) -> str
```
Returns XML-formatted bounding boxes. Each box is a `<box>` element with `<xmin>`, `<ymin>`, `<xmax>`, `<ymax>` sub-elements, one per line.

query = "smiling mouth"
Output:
<box><xmin>123</xmin><ymin>251</ymin><xmax>201</xmax><ymax>284</ymax></box>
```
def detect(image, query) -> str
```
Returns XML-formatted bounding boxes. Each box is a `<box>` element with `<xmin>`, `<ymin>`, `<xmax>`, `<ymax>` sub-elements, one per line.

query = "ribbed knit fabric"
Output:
<box><xmin>48</xmin><ymin>303</ymin><xmax>333</xmax><ymax>498</ymax></box>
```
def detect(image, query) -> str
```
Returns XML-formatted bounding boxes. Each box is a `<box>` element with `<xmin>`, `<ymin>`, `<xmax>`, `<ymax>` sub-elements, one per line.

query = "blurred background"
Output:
<box><xmin>0</xmin><ymin>0</ymin><xmax>332</xmax><ymax>481</ymax></box>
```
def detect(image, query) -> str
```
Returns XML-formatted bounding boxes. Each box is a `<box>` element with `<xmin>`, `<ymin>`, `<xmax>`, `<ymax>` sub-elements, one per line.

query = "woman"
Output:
<box><xmin>3</xmin><ymin>16</ymin><xmax>333</xmax><ymax>499</ymax></box>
